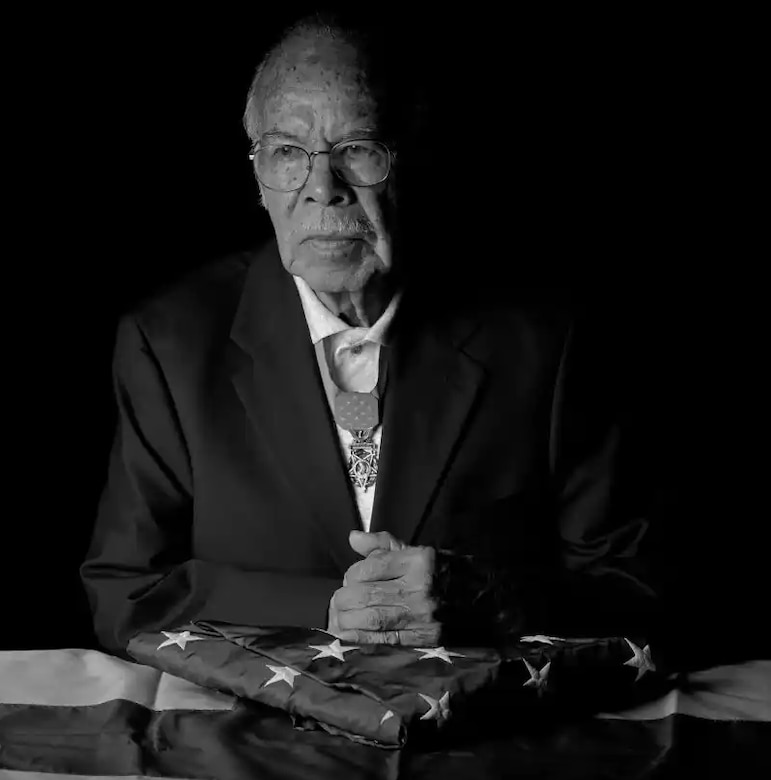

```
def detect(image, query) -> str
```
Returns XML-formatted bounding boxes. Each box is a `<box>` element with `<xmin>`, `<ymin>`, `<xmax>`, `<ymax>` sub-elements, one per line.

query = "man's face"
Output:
<box><xmin>255</xmin><ymin>37</ymin><xmax>397</xmax><ymax>293</ymax></box>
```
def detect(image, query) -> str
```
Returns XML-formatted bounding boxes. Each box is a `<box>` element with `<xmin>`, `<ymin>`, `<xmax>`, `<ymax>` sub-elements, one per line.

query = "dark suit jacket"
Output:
<box><xmin>81</xmin><ymin>242</ymin><xmax>656</xmax><ymax>655</ymax></box>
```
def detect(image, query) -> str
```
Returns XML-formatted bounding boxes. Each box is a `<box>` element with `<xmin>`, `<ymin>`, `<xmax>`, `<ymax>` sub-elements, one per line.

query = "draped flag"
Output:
<box><xmin>126</xmin><ymin>621</ymin><xmax>660</xmax><ymax>747</ymax></box>
<box><xmin>1</xmin><ymin>644</ymin><xmax>769</xmax><ymax>779</ymax></box>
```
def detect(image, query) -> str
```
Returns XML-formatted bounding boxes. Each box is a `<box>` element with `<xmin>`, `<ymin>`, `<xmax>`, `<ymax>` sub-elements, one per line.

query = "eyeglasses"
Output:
<box><xmin>248</xmin><ymin>139</ymin><xmax>395</xmax><ymax>192</ymax></box>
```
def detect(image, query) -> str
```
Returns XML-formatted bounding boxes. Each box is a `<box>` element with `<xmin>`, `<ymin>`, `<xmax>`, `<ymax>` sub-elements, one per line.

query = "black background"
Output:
<box><xmin>3</xmin><ymin>8</ymin><xmax>764</xmax><ymax>664</ymax></box>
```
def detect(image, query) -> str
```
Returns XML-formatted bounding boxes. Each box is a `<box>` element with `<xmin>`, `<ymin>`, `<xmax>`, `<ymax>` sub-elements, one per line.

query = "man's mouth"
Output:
<box><xmin>305</xmin><ymin>236</ymin><xmax>361</xmax><ymax>255</ymax></box>
<box><xmin>303</xmin><ymin>234</ymin><xmax>364</xmax><ymax>253</ymax></box>
<box><xmin>303</xmin><ymin>233</ymin><xmax>363</xmax><ymax>242</ymax></box>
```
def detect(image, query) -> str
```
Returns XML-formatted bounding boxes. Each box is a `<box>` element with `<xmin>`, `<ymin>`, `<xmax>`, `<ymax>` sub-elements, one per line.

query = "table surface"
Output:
<box><xmin>1</xmin><ymin>648</ymin><xmax>769</xmax><ymax>779</ymax></box>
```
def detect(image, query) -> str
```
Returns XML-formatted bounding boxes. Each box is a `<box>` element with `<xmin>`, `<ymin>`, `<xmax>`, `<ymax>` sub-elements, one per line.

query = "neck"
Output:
<box><xmin>315</xmin><ymin>275</ymin><xmax>397</xmax><ymax>327</ymax></box>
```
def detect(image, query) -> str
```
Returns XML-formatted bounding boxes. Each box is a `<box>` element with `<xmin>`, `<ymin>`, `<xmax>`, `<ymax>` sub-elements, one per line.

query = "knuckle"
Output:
<box><xmin>392</xmin><ymin>583</ymin><xmax>409</xmax><ymax>603</ymax></box>
<box><xmin>371</xmin><ymin>558</ymin><xmax>390</xmax><ymax>580</ymax></box>
<box><xmin>346</xmin><ymin>587</ymin><xmax>368</xmax><ymax>610</ymax></box>
<box><xmin>367</xmin><ymin>584</ymin><xmax>386</xmax><ymax>605</ymax></box>
<box><xmin>365</xmin><ymin>609</ymin><xmax>385</xmax><ymax>631</ymax></box>
<box><xmin>392</xmin><ymin>606</ymin><xmax>412</xmax><ymax>628</ymax></box>
<box><xmin>359</xmin><ymin>560</ymin><xmax>380</xmax><ymax>581</ymax></box>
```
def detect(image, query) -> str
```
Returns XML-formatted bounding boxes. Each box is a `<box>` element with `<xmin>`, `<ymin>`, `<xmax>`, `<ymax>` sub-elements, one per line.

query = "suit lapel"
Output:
<box><xmin>371</xmin><ymin>306</ymin><xmax>486</xmax><ymax>543</ymax></box>
<box><xmin>229</xmin><ymin>246</ymin><xmax>360</xmax><ymax>574</ymax></box>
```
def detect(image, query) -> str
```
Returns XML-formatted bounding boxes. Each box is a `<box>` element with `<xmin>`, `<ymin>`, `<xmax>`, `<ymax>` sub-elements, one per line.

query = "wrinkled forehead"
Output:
<box><xmin>257</xmin><ymin>35</ymin><xmax>383</xmax><ymax>140</ymax></box>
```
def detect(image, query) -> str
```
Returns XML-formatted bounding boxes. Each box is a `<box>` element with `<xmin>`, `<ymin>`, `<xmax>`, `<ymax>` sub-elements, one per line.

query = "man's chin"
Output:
<box><xmin>288</xmin><ymin>245</ymin><xmax>384</xmax><ymax>293</ymax></box>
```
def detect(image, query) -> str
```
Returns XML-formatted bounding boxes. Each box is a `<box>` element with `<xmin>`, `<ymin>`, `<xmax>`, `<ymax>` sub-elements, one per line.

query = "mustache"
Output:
<box><xmin>299</xmin><ymin>213</ymin><xmax>376</xmax><ymax>236</ymax></box>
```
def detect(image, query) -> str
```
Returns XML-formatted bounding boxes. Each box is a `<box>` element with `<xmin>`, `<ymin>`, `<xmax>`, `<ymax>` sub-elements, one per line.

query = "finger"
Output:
<box><xmin>332</xmin><ymin>582</ymin><xmax>420</xmax><ymax>610</ymax></box>
<box><xmin>345</xmin><ymin>553</ymin><xmax>404</xmax><ymax>583</ymax></box>
<box><xmin>337</xmin><ymin>605</ymin><xmax>425</xmax><ymax>632</ymax></box>
<box><xmin>349</xmin><ymin>530</ymin><xmax>406</xmax><ymax>557</ymax></box>
<box><xmin>333</xmin><ymin>626</ymin><xmax>442</xmax><ymax>646</ymax></box>
<box><xmin>394</xmin><ymin>624</ymin><xmax>442</xmax><ymax>647</ymax></box>
<box><xmin>334</xmin><ymin>629</ymin><xmax>401</xmax><ymax>645</ymax></box>
<box><xmin>345</xmin><ymin>551</ymin><xmax>411</xmax><ymax>583</ymax></box>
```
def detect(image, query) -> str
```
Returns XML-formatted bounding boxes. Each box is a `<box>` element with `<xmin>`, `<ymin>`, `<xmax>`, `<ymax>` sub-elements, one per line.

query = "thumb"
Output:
<box><xmin>349</xmin><ymin>530</ymin><xmax>406</xmax><ymax>557</ymax></box>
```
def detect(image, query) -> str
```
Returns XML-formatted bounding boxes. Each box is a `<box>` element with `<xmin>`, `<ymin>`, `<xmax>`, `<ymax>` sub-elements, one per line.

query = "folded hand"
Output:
<box><xmin>328</xmin><ymin>530</ymin><xmax>440</xmax><ymax>646</ymax></box>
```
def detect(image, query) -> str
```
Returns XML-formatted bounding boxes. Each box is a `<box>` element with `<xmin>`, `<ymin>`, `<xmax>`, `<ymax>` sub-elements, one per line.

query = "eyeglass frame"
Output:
<box><xmin>247</xmin><ymin>138</ymin><xmax>397</xmax><ymax>192</ymax></box>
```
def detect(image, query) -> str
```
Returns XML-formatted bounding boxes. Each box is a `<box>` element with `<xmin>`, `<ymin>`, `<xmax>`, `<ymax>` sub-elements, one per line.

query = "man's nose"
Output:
<box><xmin>302</xmin><ymin>152</ymin><xmax>353</xmax><ymax>207</ymax></box>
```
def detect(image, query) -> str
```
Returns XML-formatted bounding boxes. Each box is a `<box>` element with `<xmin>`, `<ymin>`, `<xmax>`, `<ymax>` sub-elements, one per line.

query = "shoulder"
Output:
<box><xmin>463</xmin><ymin>285</ymin><xmax>577</xmax><ymax>370</ymax></box>
<box><xmin>127</xmin><ymin>251</ymin><xmax>251</xmax><ymax>341</ymax></box>
<box><xmin>115</xmin><ymin>243</ymin><xmax>282</xmax><ymax>353</ymax></box>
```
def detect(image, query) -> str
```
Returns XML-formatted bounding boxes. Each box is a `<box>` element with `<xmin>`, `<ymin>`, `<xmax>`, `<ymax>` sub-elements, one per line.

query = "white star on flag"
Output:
<box><xmin>520</xmin><ymin>635</ymin><xmax>566</xmax><ymax>645</ymax></box>
<box><xmin>415</xmin><ymin>646</ymin><xmax>466</xmax><ymax>664</ymax></box>
<box><xmin>380</xmin><ymin>710</ymin><xmax>395</xmax><ymax>725</ymax></box>
<box><xmin>263</xmin><ymin>664</ymin><xmax>302</xmax><ymax>688</ymax></box>
<box><xmin>156</xmin><ymin>630</ymin><xmax>205</xmax><ymax>651</ymax></box>
<box><xmin>623</xmin><ymin>639</ymin><xmax>656</xmax><ymax>681</ymax></box>
<box><xmin>419</xmin><ymin>692</ymin><xmax>451</xmax><ymax>722</ymax></box>
<box><xmin>308</xmin><ymin>639</ymin><xmax>358</xmax><ymax>661</ymax></box>
<box><xmin>522</xmin><ymin>658</ymin><xmax>551</xmax><ymax>696</ymax></box>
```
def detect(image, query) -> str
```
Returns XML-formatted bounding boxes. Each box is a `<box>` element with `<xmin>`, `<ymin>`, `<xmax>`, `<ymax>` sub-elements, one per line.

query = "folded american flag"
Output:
<box><xmin>127</xmin><ymin>621</ymin><xmax>658</xmax><ymax>747</ymax></box>
<box><xmin>2</xmin><ymin>646</ymin><xmax>769</xmax><ymax>778</ymax></box>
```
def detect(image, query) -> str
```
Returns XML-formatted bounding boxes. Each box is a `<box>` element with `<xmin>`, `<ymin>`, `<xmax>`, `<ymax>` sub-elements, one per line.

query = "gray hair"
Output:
<box><xmin>244</xmin><ymin>14</ymin><xmax>342</xmax><ymax>144</ymax></box>
<box><xmin>242</xmin><ymin>12</ymin><xmax>424</xmax><ymax>148</ymax></box>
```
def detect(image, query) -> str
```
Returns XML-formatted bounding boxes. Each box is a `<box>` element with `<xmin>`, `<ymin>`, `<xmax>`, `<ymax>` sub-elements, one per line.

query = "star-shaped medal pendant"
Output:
<box><xmin>347</xmin><ymin>429</ymin><xmax>378</xmax><ymax>490</ymax></box>
<box><xmin>335</xmin><ymin>392</ymin><xmax>380</xmax><ymax>491</ymax></box>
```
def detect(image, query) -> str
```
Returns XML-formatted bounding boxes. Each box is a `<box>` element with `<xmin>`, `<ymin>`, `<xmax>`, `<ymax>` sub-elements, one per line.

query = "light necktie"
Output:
<box><xmin>325</xmin><ymin>334</ymin><xmax>387</xmax><ymax>491</ymax></box>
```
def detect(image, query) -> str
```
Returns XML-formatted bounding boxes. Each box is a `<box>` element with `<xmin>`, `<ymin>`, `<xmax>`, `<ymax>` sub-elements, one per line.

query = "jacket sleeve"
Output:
<box><xmin>80</xmin><ymin>315</ymin><xmax>339</xmax><ymax>657</ymax></box>
<box><xmin>435</xmin><ymin>317</ymin><xmax>658</xmax><ymax>645</ymax></box>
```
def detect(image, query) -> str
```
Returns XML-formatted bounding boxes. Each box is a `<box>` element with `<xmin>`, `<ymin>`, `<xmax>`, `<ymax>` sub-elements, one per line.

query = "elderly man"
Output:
<box><xmin>81</xmin><ymin>13</ymin><xmax>655</xmax><ymax>656</ymax></box>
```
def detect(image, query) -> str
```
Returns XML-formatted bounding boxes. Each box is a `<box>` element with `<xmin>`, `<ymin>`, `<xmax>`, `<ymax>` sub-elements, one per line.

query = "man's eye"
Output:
<box><xmin>340</xmin><ymin>144</ymin><xmax>372</xmax><ymax>159</ymax></box>
<box><xmin>275</xmin><ymin>145</ymin><xmax>296</xmax><ymax>158</ymax></box>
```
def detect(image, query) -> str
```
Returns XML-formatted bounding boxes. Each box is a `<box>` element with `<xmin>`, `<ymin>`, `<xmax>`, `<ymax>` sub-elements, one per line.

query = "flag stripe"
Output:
<box><xmin>0</xmin><ymin>699</ymin><xmax>400</xmax><ymax>779</ymax></box>
<box><xmin>598</xmin><ymin>660</ymin><xmax>771</xmax><ymax>722</ymax></box>
<box><xmin>0</xmin><ymin>650</ymin><xmax>235</xmax><ymax>711</ymax></box>
<box><xmin>2</xmin><ymin>699</ymin><xmax>769</xmax><ymax>778</ymax></box>
<box><xmin>2</xmin><ymin>773</ymin><xmax>199</xmax><ymax>779</ymax></box>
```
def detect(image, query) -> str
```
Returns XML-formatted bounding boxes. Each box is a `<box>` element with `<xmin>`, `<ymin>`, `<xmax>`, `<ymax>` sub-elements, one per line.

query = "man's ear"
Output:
<box><xmin>349</xmin><ymin>530</ymin><xmax>405</xmax><ymax>557</ymax></box>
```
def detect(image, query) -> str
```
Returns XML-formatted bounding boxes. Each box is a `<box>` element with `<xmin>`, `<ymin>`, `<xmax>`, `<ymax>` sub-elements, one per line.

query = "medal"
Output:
<box><xmin>334</xmin><ymin>392</ymin><xmax>380</xmax><ymax>491</ymax></box>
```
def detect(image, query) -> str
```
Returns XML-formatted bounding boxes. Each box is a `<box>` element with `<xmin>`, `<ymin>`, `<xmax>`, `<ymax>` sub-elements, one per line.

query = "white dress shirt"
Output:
<box><xmin>292</xmin><ymin>274</ymin><xmax>400</xmax><ymax>532</ymax></box>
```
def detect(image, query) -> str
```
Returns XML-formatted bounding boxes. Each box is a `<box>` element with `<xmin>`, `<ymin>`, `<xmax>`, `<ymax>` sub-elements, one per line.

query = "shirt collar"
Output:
<box><xmin>292</xmin><ymin>274</ymin><xmax>400</xmax><ymax>346</ymax></box>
